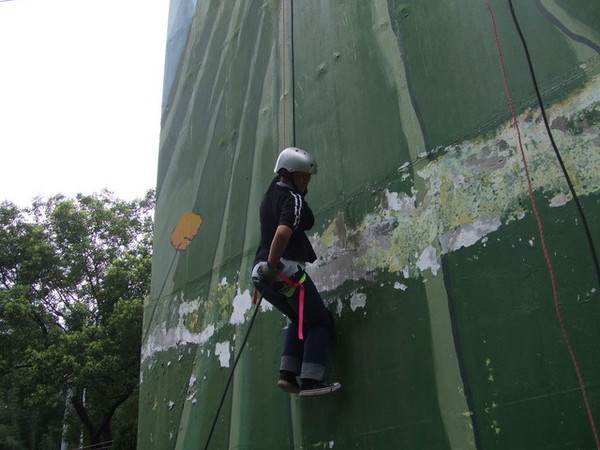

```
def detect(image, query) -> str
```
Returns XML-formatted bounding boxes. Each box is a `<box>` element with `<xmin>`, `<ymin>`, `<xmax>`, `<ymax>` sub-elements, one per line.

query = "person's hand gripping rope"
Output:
<box><xmin>257</xmin><ymin>261</ymin><xmax>283</xmax><ymax>285</ymax></box>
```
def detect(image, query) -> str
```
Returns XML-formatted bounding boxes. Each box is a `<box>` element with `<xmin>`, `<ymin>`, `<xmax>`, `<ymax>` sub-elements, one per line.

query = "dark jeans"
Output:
<box><xmin>253</xmin><ymin>271</ymin><xmax>333</xmax><ymax>381</ymax></box>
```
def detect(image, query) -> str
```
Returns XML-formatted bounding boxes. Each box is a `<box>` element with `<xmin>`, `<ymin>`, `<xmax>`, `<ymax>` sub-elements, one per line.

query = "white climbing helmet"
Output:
<box><xmin>274</xmin><ymin>147</ymin><xmax>318</xmax><ymax>175</ymax></box>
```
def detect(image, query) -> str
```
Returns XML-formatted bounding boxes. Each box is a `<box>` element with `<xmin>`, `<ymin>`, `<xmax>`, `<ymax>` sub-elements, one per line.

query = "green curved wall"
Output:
<box><xmin>139</xmin><ymin>1</ymin><xmax>600</xmax><ymax>448</ymax></box>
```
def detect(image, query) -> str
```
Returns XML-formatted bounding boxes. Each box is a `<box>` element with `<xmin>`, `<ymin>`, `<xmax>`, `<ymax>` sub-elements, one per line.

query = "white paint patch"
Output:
<box><xmin>416</xmin><ymin>245</ymin><xmax>441</xmax><ymax>276</ymax></box>
<box><xmin>178</xmin><ymin>298</ymin><xmax>200</xmax><ymax>315</ymax></box>
<box><xmin>260</xmin><ymin>299</ymin><xmax>273</xmax><ymax>311</ymax></box>
<box><xmin>385</xmin><ymin>189</ymin><xmax>416</xmax><ymax>215</ymax></box>
<box><xmin>350</xmin><ymin>292</ymin><xmax>367</xmax><ymax>311</ymax></box>
<box><xmin>549</xmin><ymin>192</ymin><xmax>569</xmax><ymax>207</ymax></box>
<box><xmin>439</xmin><ymin>215</ymin><xmax>501</xmax><ymax>253</ymax></box>
<box><xmin>215</xmin><ymin>341</ymin><xmax>231</xmax><ymax>368</ymax></box>
<box><xmin>141</xmin><ymin>315</ymin><xmax>215</xmax><ymax>365</ymax></box>
<box><xmin>230</xmin><ymin>289</ymin><xmax>252</xmax><ymax>325</ymax></box>
<box><xmin>186</xmin><ymin>390</ymin><xmax>196</xmax><ymax>403</ymax></box>
<box><xmin>394</xmin><ymin>282</ymin><xmax>408</xmax><ymax>291</ymax></box>
<box><xmin>336</xmin><ymin>299</ymin><xmax>343</xmax><ymax>316</ymax></box>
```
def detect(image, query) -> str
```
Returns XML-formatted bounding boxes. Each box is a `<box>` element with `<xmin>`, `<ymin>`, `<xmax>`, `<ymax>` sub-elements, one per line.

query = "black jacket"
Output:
<box><xmin>254</xmin><ymin>182</ymin><xmax>317</xmax><ymax>265</ymax></box>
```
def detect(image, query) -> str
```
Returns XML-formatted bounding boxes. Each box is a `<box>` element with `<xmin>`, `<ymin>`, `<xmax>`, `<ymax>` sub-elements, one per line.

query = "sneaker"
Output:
<box><xmin>299</xmin><ymin>382</ymin><xmax>342</xmax><ymax>397</ymax></box>
<box><xmin>277</xmin><ymin>378</ymin><xmax>300</xmax><ymax>394</ymax></box>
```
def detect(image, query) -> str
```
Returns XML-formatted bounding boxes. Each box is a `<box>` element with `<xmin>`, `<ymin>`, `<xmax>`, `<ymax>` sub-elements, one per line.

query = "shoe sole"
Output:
<box><xmin>277</xmin><ymin>379</ymin><xmax>300</xmax><ymax>394</ymax></box>
<box><xmin>299</xmin><ymin>382</ymin><xmax>342</xmax><ymax>397</ymax></box>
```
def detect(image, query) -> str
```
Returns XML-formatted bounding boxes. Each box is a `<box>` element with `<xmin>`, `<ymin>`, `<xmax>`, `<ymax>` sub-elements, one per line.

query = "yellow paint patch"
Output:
<box><xmin>171</xmin><ymin>213</ymin><xmax>203</xmax><ymax>250</ymax></box>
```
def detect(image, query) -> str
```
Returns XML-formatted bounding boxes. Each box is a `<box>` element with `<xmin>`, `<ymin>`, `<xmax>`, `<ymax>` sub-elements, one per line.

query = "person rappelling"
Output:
<box><xmin>252</xmin><ymin>147</ymin><xmax>341</xmax><ymax>397</ymax></box>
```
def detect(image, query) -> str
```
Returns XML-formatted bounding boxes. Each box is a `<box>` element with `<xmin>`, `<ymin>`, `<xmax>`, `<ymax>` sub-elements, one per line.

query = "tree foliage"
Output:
<box><xmin>0</xmin><ymin>190</ymin><xmax>154</xmax><ymax>449</ymax></box>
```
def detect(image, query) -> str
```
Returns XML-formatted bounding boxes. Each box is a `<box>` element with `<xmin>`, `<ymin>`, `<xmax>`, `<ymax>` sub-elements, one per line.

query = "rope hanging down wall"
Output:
<box><xmin>484</xmin><ymin>1</ymin><xmax>600</xmax><ymax>448</ymax></box>
<box><xmin>203</xmin><ymin>1</ymin><xmax>295</xmax><ymax>448</ymax></box>
<box><xmin>507</xmin><ymin>0</ymin><xmax>600</xmax><ymax>288</ymax></box>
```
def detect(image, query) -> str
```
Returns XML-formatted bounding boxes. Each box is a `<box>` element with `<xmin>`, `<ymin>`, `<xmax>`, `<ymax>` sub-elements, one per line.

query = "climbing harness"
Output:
<box><xmin>252</xmin><ymin>271</ymin><xmax>307</xmax><ymax>340</ymax></box>
<box><xmin>278</xmin><ymin>271</ymin><xmax>307</xmax><ymax>340</ymax></box>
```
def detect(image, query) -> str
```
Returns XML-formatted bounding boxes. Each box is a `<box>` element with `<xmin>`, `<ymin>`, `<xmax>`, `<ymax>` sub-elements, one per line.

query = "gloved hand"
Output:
<box><xmin>257</xmin><ymin>262</ymin><xmax>282</xmax><ymax>285</ymax></box>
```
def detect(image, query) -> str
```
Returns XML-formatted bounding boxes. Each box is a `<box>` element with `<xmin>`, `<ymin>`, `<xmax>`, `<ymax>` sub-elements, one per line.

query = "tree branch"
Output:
<box><xmin>93</xmin><ymin>391</ymin><xmax>132</xmax><ymax>441</ymax></box>
<box><xmin>71</xmin><ymin>393</ymin><xmax>97</xmax><ymax>439</ymax></box>
<box><xmin>0</xmin><ymin>364</ymin><xmax>33</xmax><ymax>378</ymax></box>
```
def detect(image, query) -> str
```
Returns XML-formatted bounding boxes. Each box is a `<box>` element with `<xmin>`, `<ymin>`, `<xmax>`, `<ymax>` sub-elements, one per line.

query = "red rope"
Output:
<box><xmin>484</xmin><ymin>2</ymin><xmax>599</xmax><ymax>447</ymax></box>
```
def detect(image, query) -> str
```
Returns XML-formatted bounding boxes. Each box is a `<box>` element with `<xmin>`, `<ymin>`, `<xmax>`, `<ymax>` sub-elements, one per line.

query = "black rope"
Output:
<box><xmin>508</xmin><ymin>0</ymin><xmax>600</xmax><ymax>287</ymax></box>
<box><xmin>203</xmin><ymin>293</ymin><xmax>264</xmax><ymax>450</ymax></box>
<box><xmin>141</xmin><ymin>251</ymin><xmax>178</xmax><ymax>343</ymax></box>
<box><xmin>206</xmin><ymin>2</ymin><xmax>293</xmax><ymax>447</ymax></box>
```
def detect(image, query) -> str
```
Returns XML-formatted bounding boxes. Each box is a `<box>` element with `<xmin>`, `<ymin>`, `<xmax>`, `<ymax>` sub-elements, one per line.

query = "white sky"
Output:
<box><xmin>0</xmin><ymin>0</ymin><xmax>170</xmax><ymax>206</ymax></box>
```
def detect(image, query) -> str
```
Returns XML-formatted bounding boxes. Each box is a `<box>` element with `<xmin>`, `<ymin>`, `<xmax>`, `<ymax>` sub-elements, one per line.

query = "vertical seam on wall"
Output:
<box><xmin>290</xmin><ymin>0</ymin><xmax>296</xmax><ymax>147</ymax></box>
<box><xmin>281</xmin><ymin>0</ymin><xmax>287</xmax><ymax>148</ymax></box>
<box><xmin>280</xmin><ymin>0</ymin><xmax>296</xmax><ymax>150</ymax></box>
<box><xmin>441</xmin><ymin>256</ymin><xmax>484</xmax><ymax>450</ymax></box>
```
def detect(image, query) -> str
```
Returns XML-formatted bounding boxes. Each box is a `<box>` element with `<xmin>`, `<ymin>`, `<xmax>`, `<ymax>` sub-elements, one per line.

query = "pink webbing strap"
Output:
<box><xmin>278</xmin><ymin>272</ymin><xmax>305</xmax><ymax>340</ymax></box>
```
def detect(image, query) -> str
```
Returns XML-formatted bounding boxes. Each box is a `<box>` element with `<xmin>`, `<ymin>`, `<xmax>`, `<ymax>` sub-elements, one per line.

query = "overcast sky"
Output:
<box><xmin>0</xmin><ymin>0</ymin><xmax>169</xmax><ymax>206</ymax></box>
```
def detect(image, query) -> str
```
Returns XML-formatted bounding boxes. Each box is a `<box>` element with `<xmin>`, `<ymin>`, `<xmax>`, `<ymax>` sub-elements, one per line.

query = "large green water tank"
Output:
<box><xmin>139</xmin><ymin>1</ymin><xmax>600</xmax><ymax>448</ymax></box>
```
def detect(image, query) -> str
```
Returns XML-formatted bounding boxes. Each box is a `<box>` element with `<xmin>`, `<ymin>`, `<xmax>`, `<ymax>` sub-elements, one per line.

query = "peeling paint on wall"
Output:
<box><xmin>214</xmin><ymin>341</ymin><xmax>231</xmax><ymax>368</ymax></box>
<box><xmin>141</xmin><ymin>75</ymin><xmax>600</xmax><ymax>372</ymax></box>
<box><xmin>141</xmin><ymin>298</ymin><xmax>215</xmax><ymax>365</ymax></box>
<box><xmin>311</xmin><ymin>76</ymin><xmax>600</xmax><ymax>288</ymax></box>
<box><xmin>229</xmin><ymin>289</ymin><xmax>252</xmax><ymax>325</ymax></box>
<box><xmin>349</xmin><ymin>292</ymin><xmax>367</xmax><ymax>312</ymax></box>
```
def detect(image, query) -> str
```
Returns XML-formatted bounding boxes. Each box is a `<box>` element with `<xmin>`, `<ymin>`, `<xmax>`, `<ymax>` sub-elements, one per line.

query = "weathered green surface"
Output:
<box><xmin>139</xmin><ymin>0</ymin><xmax>600</xmax><ymax>448</ymax></box>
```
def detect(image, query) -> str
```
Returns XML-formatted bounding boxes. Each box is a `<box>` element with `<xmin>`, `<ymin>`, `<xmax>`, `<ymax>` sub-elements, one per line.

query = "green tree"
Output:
<box><xmin>0</xmin><ymin>190</ymin><xmax>154</xmax><ymax>449</ymax></box>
